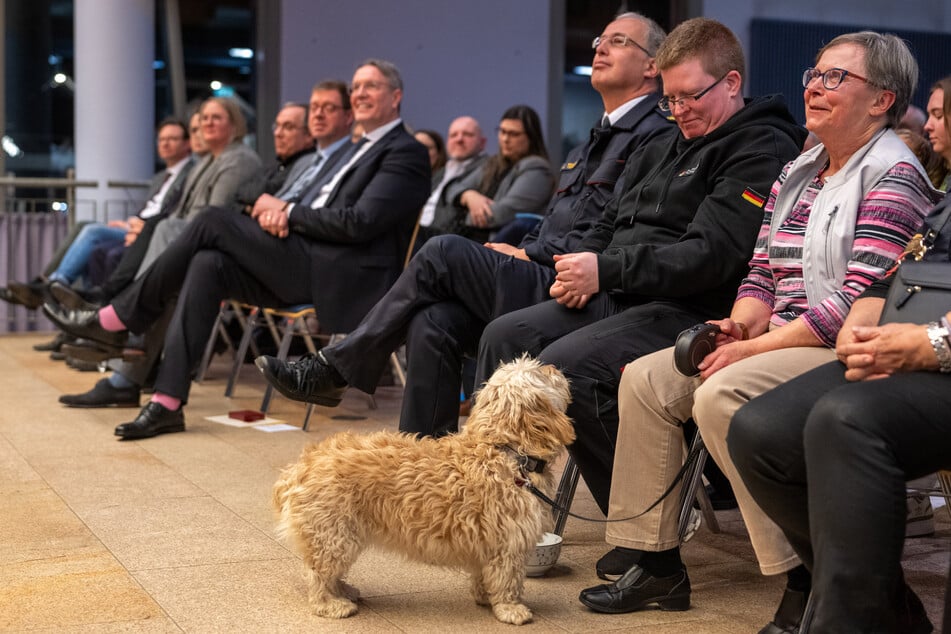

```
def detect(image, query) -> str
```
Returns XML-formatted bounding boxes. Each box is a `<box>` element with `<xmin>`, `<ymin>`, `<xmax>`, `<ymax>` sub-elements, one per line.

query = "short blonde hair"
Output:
<box><xmin>656</xmin><ymin>18</ymin><xmax>745</xmax><ymax>89</ymax></box>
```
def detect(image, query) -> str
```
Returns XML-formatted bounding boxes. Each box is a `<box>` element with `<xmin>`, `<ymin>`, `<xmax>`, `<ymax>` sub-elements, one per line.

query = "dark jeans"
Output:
<box><xmin>476</xmin><ymin>298</ymin><xmax>708</xmax><ymax>512</ymax></box>
<box><xmin>325</xmin><ymin>234</ymin><xmax>556</xmax><ymax>437</ymax></box>
<box><xmin>728</xmin><ymin>361</ymin><xmax>951</xmax><ymax>633</ymax></box>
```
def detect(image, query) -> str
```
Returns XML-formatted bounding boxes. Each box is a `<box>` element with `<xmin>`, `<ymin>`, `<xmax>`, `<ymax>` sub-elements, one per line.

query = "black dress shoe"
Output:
<box><xmin>759</xmin><ymin>588</ymin><xmax>808</xmax><ymax>634</ymax></box>
<box><xmin>59</xmin><ymin>378</ymin><xmax>140</xmax><ymax>408</ymax></box>
<box><xmin>33</xmin><ymin>331</ymin><xmax>72</xmax><ymax>352</ymax></box>
<box><xmin>3</xmin><ymin>278</ymin><xmax>47</xmax><ymax>309</ymax></box>
<box><xmin>49</xmin><ymin>281</ymin><xmax>103</xmax><ymax>312</ymax></box>
<box><xmin>115</xmin><ymin>402</ymin><xmax>185</xmax><ymax>440</ymax></box>
<box><xmin>66</xmin><ymin>357</ymin><xmax>101</xmax><ymax>372</ymax></box>
<box><xmin>579</xmin><ymin>565</ymin><xmax>691</xmax><ymax>614</ymax></box>
<box><xmin>596</xmin><ymin>547</ymin><xmax>641</xmax><ymax>581</ymax></box>
<box><xmin>42</xmin><ymin>303</ymin><xmax>128</xmax><ymax>350</ymax></box>
<box><xmin>255</xmin><ymin>351</ymin><xmax>347</xmax><ymax>406</ymax></box>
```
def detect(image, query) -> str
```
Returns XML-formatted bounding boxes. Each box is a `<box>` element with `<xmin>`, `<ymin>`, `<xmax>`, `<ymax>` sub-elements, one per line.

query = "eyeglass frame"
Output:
<box><xmin>309</xmin><ymin>102</ymin><xmax>345</xmax><ymax>115</ymax></box>
<box><xmin>801</xmin><ymin>67</ymin><xmax>871</xmax><ymax>91</ymax></box>
<box><xmin>591</xmin><ymin>33</ymin><xmax>653</xmax><ymax>58</ymax></box>
<box><xmin>658</xmin><ymin>73</ymin><xmax>729</xmax><ymax>113</ymax></box>
<box><xmin>496</xmin><ymin>126</ymin><xmax>526</xmax><ymax>139</ymax></box>
<box><xmin>271</xmin><ymin>122</ymin><xmax>306</xmax><ymax>133</ymax></box>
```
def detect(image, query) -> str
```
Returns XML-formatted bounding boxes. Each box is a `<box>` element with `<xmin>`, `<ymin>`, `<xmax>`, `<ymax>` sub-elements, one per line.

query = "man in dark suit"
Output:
<box><xmin>255</xmin><ymin>11</ymin><xmax>675</xmax><ymax>438</ymax></box>
<box><xmin>46</xmin><ymin>59</ymin><xmax>431</xmax><ymax>439</ymax></box>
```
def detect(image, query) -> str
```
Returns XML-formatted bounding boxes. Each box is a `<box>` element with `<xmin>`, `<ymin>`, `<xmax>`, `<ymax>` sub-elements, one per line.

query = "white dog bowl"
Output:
<box><xmin>525</xmin><ymin>532</ymin><xmax>563</xmax><ymax>577</ymax></box>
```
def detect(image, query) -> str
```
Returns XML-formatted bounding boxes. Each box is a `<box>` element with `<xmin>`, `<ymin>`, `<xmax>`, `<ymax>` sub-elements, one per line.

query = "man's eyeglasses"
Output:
<box><xmin>271</xmin><ymin>122</ymin><xmax>305</xmax><ymax>133</ymax></box>
<box><xmin>658</xmin><ymin>74</ymin><xmax>728</xmax><ymax>113</ymax></box>
<box><xmin>802</xmin><ymin>67</ymin><xmax>870</xmax><ymax>91</ymax></box>
<box><xmin>310</xmin><ymin>103</ymin><xmax>343</xmax><ymax>115</ymax></box>
<box><xmin>591</xmin><ymin>33</ymin><xmax>652</xmax><ymax>57</ymax></box>
<box><xmin>157</xmin><ymin>136</ymin><xmax>185</xmax><ymax>143</ymax></box>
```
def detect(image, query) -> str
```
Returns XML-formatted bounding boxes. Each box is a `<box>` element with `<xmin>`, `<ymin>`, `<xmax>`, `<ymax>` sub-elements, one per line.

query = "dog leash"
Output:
<box><xmin>516</xmin><ymin>439</ymin><xmax>705</xmax><ymax>524</ymax></box>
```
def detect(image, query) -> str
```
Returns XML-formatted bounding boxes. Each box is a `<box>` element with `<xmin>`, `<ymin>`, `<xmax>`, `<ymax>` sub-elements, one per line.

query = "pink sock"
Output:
<box><xmin>98</xmin><ymin>305</ymin><xmax>126</xmax><ymax>332</ymax></box>
<box><xmin>150</xmin><ymin>392</ymin><xmax>181</xmax><ymax>412</ymax></box>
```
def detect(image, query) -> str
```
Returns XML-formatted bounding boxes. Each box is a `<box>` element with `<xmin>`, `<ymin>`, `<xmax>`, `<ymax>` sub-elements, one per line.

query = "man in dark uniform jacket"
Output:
<box><xmin>256</xmin><ymin>12</ymin><xmax>675</xmax><ymax>437</ymax></box>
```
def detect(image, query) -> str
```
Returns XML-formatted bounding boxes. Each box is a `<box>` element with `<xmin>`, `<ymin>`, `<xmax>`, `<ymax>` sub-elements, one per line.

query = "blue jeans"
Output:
<box><xmin>50</xmin><ymin>222</ymin><xmax>126</xmax><ymax>284</ymax></box>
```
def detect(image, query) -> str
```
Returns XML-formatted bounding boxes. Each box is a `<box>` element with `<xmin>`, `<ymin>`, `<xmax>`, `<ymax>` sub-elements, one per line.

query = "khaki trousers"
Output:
<box><xmin>607</xmin><ymin>344</ymin><xmax>836</xmax><ymax>575</ymax></box>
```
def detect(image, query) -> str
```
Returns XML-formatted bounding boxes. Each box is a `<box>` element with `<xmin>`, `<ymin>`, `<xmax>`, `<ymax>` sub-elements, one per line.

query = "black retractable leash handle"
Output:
<box><xmin>521</xmin><ymin>439</ymin><xmax>705</xmax><ymax>524</ymax></box>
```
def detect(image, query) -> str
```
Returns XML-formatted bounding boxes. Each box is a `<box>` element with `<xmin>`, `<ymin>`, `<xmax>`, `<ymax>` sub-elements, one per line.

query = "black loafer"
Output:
<box><xmin>33</xmin><ymin>331</ymin><xmax>72</xmax><ymax>352</ymax></box>
<box><xmin>255</xmin><ymin>352</ymin><xmax>347</xmax><ymax>406</ymax></box>
<box><xmin>759</xmin><ymin>588</ymin><xmax>808</xmax><ymax>634</ymax></box>
<box><xmin>3</xmin><ymin>279</ymin><xmax>47</xmax><ymax>309</ymax></box>
<box><xmin>49</xmin><ymin>281</ymin><xmax>103</xmax><ymax>312</ymax></box>
<box><xmin>115</xmin><ymin>402</ymin><xmax>185</xmax><ymax>440</ymax></box>
<box><xmin>59</xmin><ymin>378</ymin><xmax>140</xmax><ymax>408</ymax></box>
<box><xmin>579</xmin><ymin>565</ymin><xmax>691</xmax><ymax>614</ymax></box>
<box><xmin>42</xmin><ymin>303</ymin><xmax>128</xmax><ymax>350</ymax></box>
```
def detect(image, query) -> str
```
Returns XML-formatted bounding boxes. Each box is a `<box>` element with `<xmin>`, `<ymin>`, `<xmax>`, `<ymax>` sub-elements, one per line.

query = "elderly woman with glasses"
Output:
<box><xmin>581</xmin><ymin>30</ymin><xmax>942</xmax><ymax>632</ymax></box>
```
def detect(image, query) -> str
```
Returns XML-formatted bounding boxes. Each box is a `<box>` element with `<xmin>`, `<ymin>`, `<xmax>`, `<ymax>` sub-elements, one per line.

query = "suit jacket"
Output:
<box><xmin>428</xmin><ymin>154</ymin><xmax>487</xmax><ymax>231</ymax></box>
<box><xmin>147</xmin><ymin>156</ymin><xmax>196</xmax><ymax>220</ymax></box>
<box><xmin>295</xmin><ymin>140</ymin><xmax>361</xmax><ymax>206</ymax></box>
<box><xmin>288</xmin><ymin>123</ymin><xmax>431</xmax><ymax>332</ymax></box>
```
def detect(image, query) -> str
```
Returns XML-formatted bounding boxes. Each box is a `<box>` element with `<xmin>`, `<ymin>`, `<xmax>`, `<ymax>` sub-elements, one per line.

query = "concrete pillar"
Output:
<box><xmin>74</xmin><ymin>0</ymin><xmax>154</xmax><ymax>222</ymax></box>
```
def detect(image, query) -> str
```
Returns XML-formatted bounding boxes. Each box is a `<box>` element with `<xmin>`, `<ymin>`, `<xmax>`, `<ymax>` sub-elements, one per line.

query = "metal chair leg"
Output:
<box><xmin>225</xmin><ymin>306</ymin><xmax>259</xmax><ymax>397</ymax></box>
<box><xmin>552</xmin><ymin>456</ymin><xmax>580</xmax><ymax>537</ymax></box>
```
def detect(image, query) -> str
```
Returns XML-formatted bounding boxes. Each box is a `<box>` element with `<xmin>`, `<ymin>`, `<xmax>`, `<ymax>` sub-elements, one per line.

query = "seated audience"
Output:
<box><xmin>434</xmin><ymin>104</ymin><xmax>554</xmax><ymax>244</ymax></box>
<box><xmin>924</xmin><ymin>76</ymin><xmax>951</xmax><ymax>191</ymax></box>
<box><xmin>131</xmin><ymin>96</ymin><xmax>263</xmax><ymax>277</ymax></box>
<box><xmin>467</xmin><ymin>17</ymin><xmax>804</xmax><ymax>517</ymax></box>
<box><xmin>255</xmin><ymin>11</ymin><xmax>674</xmax><ymax>438</ymax></box>
<box><xmin>580</xmin><ymin>30</ymin><xmax>939</xmax><ymax>634</ymax></box>
<box><xmin>414</xmin><ymin>128</ymin><xmax>447</xmax><ymax>172</ymax></box>
<box><xmin>0</xmin><ymin>118</ymin><xmax>194</xmax><ymax>310</ymax></box>
<box><xmin>47</xmin><ymin>59</ymin><xmax>430</xmax><ymax>440</ymax></box>
<box><xmin>53</xmin><ymin>79</ymin><xmax>357</xmax><ymax>407</ymax></box>
<box><xmin>729</xmin><ymin>196</ymin><xmax>951</xmax><ymax>633</ymax></box>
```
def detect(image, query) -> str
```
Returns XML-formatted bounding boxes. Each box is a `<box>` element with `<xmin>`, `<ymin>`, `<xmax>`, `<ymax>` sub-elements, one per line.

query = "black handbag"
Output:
<box><xmin>879</xmin><ymin>199</ymin><xmax>951</xmax><ymax>325</ymax></box>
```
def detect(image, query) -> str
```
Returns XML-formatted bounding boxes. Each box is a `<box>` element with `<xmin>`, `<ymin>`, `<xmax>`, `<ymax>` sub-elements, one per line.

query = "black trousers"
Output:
<box><xmin>325</xmin><ymin>234</ymin><xmax>556</xmax><ymax>437</ymax></box>
<box><xmin>100</xmin><ymin>214</ymin><xmax>163</xmax><ymax>299</ymax></box>
<box><xmin>728</xmin><ymin>361</ymin><xmax>951</xmax><ymax>633</ymax></box>
<box><xmin>111</xmin><ymin>207</ymin><xmax>313</xmax><ymax>401</ymax></box>
<box><xmin>476</xmin><ymin>297</ymin><xmax>709</xmax><ymax>512</ymax></box>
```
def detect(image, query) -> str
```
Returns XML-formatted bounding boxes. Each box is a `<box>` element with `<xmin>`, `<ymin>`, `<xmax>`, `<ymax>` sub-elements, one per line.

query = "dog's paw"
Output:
<box><xmin>492</xmin><ymin>602</ymin><xmax>533</xmax><ymax>625</ymax></box>
<box><xmin>311</xmin><ymin>596</ymin><xmax>358</xmax><ymax>619</ymax></box>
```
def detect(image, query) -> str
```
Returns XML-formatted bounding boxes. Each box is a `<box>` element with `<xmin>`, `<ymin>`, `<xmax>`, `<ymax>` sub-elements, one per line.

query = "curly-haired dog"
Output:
<box><xmin>273</xmin><ymin>355</ymin><xmax>575</xmax><ymax>625</ymax></box>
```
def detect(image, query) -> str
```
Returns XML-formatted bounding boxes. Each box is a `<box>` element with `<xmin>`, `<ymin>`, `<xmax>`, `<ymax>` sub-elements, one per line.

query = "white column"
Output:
<box><xmin>74</xmin><ymin>0</ymin><xmax>154</xmax><ymax>222</ymax></box>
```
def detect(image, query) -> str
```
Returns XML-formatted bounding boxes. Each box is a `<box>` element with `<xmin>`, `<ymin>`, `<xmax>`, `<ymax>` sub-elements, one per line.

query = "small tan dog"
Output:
<box><xmin>273</xmin><ymin>355</ymin><xmax>575</xmax><ymax>625</ymax></box>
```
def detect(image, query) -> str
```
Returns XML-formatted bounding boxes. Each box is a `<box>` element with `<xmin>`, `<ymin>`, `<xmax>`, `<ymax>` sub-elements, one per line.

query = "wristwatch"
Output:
<box><xmin>926</xmin><ymin>321</ymin><xmax>951</xmax><ymax>373</ymax></box>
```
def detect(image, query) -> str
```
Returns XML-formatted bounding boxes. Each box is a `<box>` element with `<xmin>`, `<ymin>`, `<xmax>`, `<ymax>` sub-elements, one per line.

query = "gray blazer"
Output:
<box><xmin>443</xmin><ymin>154</ymin><xmax>554</xmax><ymax>229</ymax></box>
<box><xmin>174</xmin><ymin>141</ymin><xmax>263</xmax><ymax>219</ymax></box>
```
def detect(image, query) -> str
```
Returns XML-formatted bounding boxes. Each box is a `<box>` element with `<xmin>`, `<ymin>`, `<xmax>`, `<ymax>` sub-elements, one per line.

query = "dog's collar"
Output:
<box><xmin>500</xmin><ymin>445</ymin><xmax>547</xmax><ymax>475</ymax></box>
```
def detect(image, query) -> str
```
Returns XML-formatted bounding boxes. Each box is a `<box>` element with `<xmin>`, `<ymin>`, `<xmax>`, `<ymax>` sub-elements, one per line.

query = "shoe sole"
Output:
<box><xmin>60</xmin><ymin>400</ymin><xmax>141</xmax><ymax>409</ymax></box>
<box><xmin>579</xmin><ymin>592</ymin><xmax>690</xmax><ymax>614</ymax></box>
<box><xmin>255</xmin><ymin>358</ymin><xmax>343</xmax><ymax>407</ymax></box>
<box><xmin>50</xmin><ymin>283</ymin><xmax>100</xmax><ymax>312</ymax></box>
<box><xmin>116</xmin><ymin>424</ymin><xmax>186</xmax><ymax>440</ymax></box>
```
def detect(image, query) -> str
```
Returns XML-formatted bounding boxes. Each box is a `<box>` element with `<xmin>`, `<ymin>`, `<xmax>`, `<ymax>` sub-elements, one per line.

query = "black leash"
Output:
<box><xmin>519</xmin><ymin>439</ymin><xmax>705</xmax><ymax>524</ymax></box>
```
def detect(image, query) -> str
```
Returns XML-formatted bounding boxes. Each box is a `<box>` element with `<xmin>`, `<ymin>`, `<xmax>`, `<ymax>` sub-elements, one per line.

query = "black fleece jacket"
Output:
<box><xmin>580</xmin><ymin>94</ymin><xmax>807</xmax><ymax>317</ymax></box>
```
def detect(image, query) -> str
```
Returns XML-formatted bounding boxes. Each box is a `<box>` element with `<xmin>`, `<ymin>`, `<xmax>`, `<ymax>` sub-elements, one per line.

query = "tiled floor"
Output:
<box><xmin>0</xmin><ymin>332</ymin><xmax>947</xmax><ymax>632</ymax></box>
